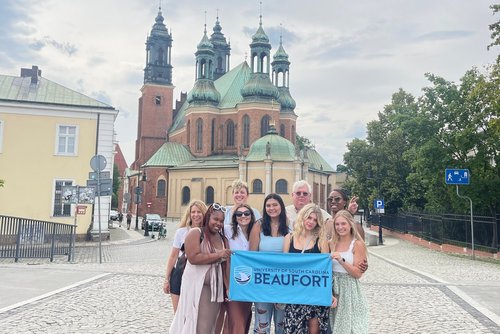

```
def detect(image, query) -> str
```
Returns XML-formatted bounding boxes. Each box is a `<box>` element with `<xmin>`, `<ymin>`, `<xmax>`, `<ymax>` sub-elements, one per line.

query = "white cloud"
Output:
<box><xmin>0</xmin><ymin>0</ymin><xmax>497</xmax><ymax>167</ymax></box>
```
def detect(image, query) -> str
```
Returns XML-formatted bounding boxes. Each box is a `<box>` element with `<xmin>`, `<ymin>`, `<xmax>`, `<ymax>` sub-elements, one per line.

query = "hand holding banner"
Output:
<box><xmin>229</xmin><ymin>251</ymin><xmax>332</xmax><ymax>306</ymax></box>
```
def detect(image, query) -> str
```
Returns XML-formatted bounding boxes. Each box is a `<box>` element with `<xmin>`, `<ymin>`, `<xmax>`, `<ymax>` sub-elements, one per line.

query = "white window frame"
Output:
<box><xmin>52</xmin><ymin>179</ymin><xmax>74</xmax><ymax>217</ymax></box>
<box><xmin>0</xmin><ymin>119</ymin><xmax>4</xmax><ymax>153</ymax></box>
<box><xmin>55</xmin><ymin>124</ymin><xmax>79</xmax><ymax>156</ymax></box>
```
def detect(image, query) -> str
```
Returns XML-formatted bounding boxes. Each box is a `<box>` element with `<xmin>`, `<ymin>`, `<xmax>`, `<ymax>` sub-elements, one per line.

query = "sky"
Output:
<box><xmin>0</xmin><ymin>0</ymin><xmax>497</xmax><ymax>168</ymax></box>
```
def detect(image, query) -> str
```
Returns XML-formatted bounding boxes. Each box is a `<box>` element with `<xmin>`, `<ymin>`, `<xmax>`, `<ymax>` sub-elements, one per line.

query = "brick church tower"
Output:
<box><xmin>132</xmin><ymin>6</ymin><xmax>174</xmax><ymax>170</ymax></box>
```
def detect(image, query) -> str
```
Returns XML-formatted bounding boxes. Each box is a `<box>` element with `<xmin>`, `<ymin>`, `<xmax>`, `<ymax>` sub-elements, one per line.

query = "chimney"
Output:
<box><xmin>20</xmin><ymin>65</ymin><xmax>42</xmax><ymax>84</ymax></box>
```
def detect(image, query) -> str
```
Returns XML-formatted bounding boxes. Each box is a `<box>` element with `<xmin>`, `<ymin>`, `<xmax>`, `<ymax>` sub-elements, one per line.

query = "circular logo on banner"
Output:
<box><xmin>233</xmin><ymin>266</ymin><xmax>252</xmax><ymax>285</ymax></box>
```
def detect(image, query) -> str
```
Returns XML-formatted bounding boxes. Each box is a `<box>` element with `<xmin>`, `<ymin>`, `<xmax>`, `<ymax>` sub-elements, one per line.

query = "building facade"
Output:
<box><xmin>130</xmin><ymin>10</ymin><xmax>345</xmax><ymax>219</ymax></box>
<box><xmin>0</xmin><ymin>66</ymin><xmax>118</xmax><ymax>239</ymax></box>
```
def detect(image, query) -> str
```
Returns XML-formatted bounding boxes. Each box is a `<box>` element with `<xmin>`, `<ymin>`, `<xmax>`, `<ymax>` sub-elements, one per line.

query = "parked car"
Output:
<box><xmin>109</xmin><ymin>209</ymin><xmax>120</xmax><ymax>221</ymax></box>
<box><xmin>141</xmin><ymin>213</ymin><xmax>163</xmax><ymax>231</ymax></box>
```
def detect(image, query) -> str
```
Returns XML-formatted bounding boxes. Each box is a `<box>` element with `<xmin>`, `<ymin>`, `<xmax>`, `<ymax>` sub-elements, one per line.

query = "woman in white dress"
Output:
<box><xmin>163</xmin><ymin>200</ymin><xmax>207</xmax><ymax>312</ymax></box>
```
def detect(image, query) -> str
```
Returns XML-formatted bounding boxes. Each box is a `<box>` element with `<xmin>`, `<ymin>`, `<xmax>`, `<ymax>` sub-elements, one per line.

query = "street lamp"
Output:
<box><xmin>134</xmin><ymin>170</ymin><xmax>147</xmax><ymax>231</ymax></box>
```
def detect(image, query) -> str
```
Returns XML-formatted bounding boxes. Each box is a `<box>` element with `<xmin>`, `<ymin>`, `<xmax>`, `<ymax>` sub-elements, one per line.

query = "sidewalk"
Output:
<box><xmin>366</xmin><ymin>231</ymin><xmax>500</xmax><ymax>331</ymax></box>
<box><xmin>1</xmin><ymin>223</ymin><xmax>499</xmax><ymax>333</ymax></box>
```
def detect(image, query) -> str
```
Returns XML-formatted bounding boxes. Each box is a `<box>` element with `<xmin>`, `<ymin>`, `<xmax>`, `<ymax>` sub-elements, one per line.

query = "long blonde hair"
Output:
<box><xmin>292</xmin><ymin>203</ymin><xmax>326</xmax><ymax>249</ymax></box>
<box><xmin>179</xmin><ymin>200</ymin><xmax>207</xmax><ymax>228</ymax></box>
<box><xmin>330</xmin><ymin>210</ymin><xmax>366</xmax><ymax>250</ymax></box>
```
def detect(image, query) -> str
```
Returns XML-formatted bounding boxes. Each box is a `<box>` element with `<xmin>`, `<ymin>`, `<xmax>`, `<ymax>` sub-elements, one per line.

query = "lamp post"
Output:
<box><xmin>134</xmin><ymin>170</ymin><xmax>147</xmax><ymax>231</ymax></box>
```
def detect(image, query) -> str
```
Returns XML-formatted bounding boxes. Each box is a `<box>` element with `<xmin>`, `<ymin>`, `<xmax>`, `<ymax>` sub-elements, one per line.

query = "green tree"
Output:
<box><xmin>488</xmin><ymin>4</ymin><xmax>500</xmax><ymax>63</ymax></box>
<box><xmin>0</xmin><ymin>179</ymin><xmax>4</xmax><ymax>187</ymax></box>
<box><xmin>343</xmin><ymin>63</ymin><xmax>499</xmax><ymax>216</ymax></box>
<box><xmin>295</xmin><ymin>134</ymin><xmax>315</xmax><ymax>150</ymax></box>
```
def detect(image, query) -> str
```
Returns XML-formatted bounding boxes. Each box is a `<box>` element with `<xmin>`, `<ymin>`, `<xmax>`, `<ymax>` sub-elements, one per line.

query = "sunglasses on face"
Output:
<box><xmin>235</xmin><ymin>210</ymin><xmax>252</xmax><ymax>217</ymax></box>
<box><xmin>212</xmin><ymin>203</ymin><xmax>227</xmax><ymax>213</ymax></box>
<box><xmin>327</xmin><ymin>196</ymin><xmax>343</xmax><ymax>203</ymax></box>
<box><xmin>294</xmin><ymin>191</ymin><xmax>309</xmax><ymax>197</ymax></box>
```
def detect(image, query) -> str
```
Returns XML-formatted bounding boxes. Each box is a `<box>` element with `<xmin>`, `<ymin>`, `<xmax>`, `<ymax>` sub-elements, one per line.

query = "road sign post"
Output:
<box><xmin>444</xmin><ymin>168</ymin><xmax>474</xmax><ymax>260</ymax></box>
<box><xmin>374</xmin><ymin>199</ymin><xmax>385</xmax><ymax>245</ymax></box>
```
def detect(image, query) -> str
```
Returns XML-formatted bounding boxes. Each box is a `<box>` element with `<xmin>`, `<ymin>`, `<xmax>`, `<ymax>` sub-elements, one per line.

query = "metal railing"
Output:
<box><xmin>0</xmin><ymin>215</ymin><xmax>75</xmax><ymax>262</ymax></box>
<box><xmin>373</xmin><ymin>213</ymin><xmax>499</xmax><ymax>253</ymax></box>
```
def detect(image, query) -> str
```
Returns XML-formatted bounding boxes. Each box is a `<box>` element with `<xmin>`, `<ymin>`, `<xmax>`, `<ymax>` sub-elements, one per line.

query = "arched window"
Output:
<box><xmin>158</xmin><ymin>48</ymin><xmax>164</xmax><ymax>65</ymax></box>
<box><xmin>205</xmin><ymin>186</ymin><xmax>214</xmax><ymax>205</ymax></box>
<box><xmin>243</xmin><ymin>115</ymin><xmax>250</xmax><ymax>148</ymax></box>
<box><xmin>186</xmin><ymin>120</ymin><xmax>191</xmax><ymax>146</ymax></box>
<box><xmin>280</xmin><ymin>124</ymin><xmax>285</xmax><ymax>137</ymax></box>
<box><xmin>157</xmin><ymin>179</ymin><xmax>166</xmax><ymax>197</ymax></box>
<box><xmin>196</xmin><ymin>118</ymin><xmax>203</xmax><ymax>151</ymax></box>
<box><xmin>211</xmin><ymin>119</ymin><xmax>215</xmax><ymax>152</ymax></box>
<box><xmin>226</xmin><ymin>120</ymin><xmax>235</xmax><ymax>147</ymax></box>
<box><xmin>182</xmin><ymin>186</ymin><xmax>190</xmax><ymax>205</ymax></box>
<box><xmin>261</xmin><ymin>115</ymin><xmax>270</xmax><ymax>137</ymax></box>
<box><xmin>292</xmin><ymin>125</ymin><xmax>296</xmax><ymax>144</ymax></box>
<box><xmin>276</xmin><ymin>179</ymin><xmax>288</xmax><ymax>194</ymax></box>
<box><xmin>252</xmin><ymin>179</ymin><xmax>263</xmax><ymax>193</ymax></box>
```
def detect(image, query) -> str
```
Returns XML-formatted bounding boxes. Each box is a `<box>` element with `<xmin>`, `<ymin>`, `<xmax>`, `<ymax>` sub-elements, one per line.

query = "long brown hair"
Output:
<box><xmin>231</xmin><ymin>204</ymin><xmax>256</xmax><ymax>239</ymax></box>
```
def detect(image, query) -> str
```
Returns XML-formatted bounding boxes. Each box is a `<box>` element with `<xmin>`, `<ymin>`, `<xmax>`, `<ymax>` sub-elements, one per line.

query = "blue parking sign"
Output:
<box><xmin>374</xmin><ymin>199</ymin><xmax>384</xmax><ymax>209</ymax></box>
<box><xmin>445</xmin><ymin>169</ymin><xmax>470</xmax><ymax>185</ymax></box>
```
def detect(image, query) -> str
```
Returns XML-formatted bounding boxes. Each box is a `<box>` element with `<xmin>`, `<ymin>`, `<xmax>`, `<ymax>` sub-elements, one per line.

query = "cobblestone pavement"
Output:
<box><xmin>1</xmin><ymin>224</ymin><xmax>500</xmax><ymax>334</ymax></box>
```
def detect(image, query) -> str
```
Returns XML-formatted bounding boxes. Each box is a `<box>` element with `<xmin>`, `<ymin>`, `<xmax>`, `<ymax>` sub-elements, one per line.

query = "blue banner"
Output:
<box><xmin>229</xmin><ymin>251</ymin><xmax>332</xmax><ymax>306</ymax></box>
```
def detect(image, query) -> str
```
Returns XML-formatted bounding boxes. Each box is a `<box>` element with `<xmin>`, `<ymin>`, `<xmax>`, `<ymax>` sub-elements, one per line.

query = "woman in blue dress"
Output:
<box><xmin>249</xmin><ymin>193</ymin><xmax>289</xmax><ymax>334</ymax></box>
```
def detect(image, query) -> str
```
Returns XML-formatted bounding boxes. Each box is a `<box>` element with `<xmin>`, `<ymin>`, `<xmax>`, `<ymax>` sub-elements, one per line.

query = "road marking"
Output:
<box><xmin>0</xmin><ymin>273</ymin><xmax>110</xmax><ymax>314</ymax></box>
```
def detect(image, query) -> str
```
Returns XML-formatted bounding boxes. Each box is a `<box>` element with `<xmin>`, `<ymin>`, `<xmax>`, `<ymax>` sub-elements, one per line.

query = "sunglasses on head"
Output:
<box><xmin>294</xmin><ymin>191</ymin><xmax>309</xmax><ymax>197</ymax></box>
<box><xmin>327</xmin><ymin>196</ymin><xmax>343</xmax><ymax>203</ymax></box>
<box><xmin>212</xmin><ymin>203</ymin><xmax>227</xmax><ymax>213</ymax></box>
<box><xmin>235</xmin><ymin>210</ymin><xmax>252</xmax><ymax>217</ymax></box>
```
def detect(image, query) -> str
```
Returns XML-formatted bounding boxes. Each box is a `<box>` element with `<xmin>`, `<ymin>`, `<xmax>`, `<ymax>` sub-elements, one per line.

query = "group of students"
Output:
<box><xmin>164</xmin><ymin>180</ymin><xmax>368</xmax><ymax>334</ymax></box>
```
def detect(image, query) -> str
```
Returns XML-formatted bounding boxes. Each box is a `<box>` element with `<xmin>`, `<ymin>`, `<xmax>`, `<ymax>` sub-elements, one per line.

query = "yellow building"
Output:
<box><xmin>0</xmin><ymin>66</ymin><xmax>118</xmax><ymax>239</ymax></box>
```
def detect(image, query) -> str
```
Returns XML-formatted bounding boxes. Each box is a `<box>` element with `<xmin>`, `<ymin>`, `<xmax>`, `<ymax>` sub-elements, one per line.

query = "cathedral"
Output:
<box><xmin>128</xmin><ymin>8</ymin><xmax>346</xmax><ymax>219</ymax></box>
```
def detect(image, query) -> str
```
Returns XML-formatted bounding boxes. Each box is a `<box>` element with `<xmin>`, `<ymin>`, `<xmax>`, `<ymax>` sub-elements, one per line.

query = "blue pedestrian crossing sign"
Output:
<box><xmin>445</xmin><ymin>169</ymin><xmax>470</xmax><ymax>185</ymax></box>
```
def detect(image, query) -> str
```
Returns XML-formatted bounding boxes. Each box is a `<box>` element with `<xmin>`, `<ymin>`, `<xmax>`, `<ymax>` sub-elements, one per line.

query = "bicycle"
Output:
<box><xmin>158</xmin><ymin>223</ymin><xmax>167</xmax><ymax>239</ymax></box>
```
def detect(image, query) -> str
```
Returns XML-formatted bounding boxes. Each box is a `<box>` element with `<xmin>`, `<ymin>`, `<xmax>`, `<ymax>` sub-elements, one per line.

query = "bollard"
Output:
<box><xmin>144</xmin><ymin>221</ymin><xmax>149</xmax><ymax>237</ymax></box>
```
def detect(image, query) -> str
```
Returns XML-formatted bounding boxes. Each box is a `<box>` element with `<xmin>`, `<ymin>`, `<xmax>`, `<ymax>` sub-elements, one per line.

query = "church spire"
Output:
<box><xmin>210</xmin><ymin>11</ymin><xmax>231</xmax><ymax>80</ymax></box>
<box><xmin>144</xmin><ymin>6</ymin><xmax>173</xmax><ymax>85</ymax></box>
<box><xmin>188</xmin><ymin>21</ymin><xmax>220</xmax><ymax>106</ymax></box>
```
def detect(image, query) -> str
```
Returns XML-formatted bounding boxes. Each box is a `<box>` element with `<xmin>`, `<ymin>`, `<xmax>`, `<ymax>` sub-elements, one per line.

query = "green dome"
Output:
<box><xmin>273</xmin><ymin>42</ymin><xmax>289</xmax><ymax>62</ymax></box>
<box><xmin>246</xmin><ymin>129</ymin><xmax>296</xmax><ymax>161</ymax></box>
<box><xmin>187</xmin><ymin>79</ymin><xmax>220</xmax><ymax>105</ymax></box>
<box><xmin>251</xmin><ymin>23</ymin><xmax>270</xmax><ymax>45</ymax></box>
<box><xmin>241</xmin><ymin>73</ymin><xmax>279</xmax><ymax>100</ymax></box>
<box><xmin>277</xmin><ymin>87</ymin><xmax>296</xmax><ymax>111</ymax></box>
<box><xmin>197</xmin><ymin>30</ymin><xmax>214</xmax><ymax>52</ymax></box>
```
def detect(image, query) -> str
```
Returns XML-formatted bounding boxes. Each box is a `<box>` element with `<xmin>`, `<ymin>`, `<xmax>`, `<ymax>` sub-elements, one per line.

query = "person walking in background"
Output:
<box><xmin>328</xmin><ymin>210</ymin><xmax>368</xmax><ymax>334</ymax></box>
<box><xmin>118</xmin><ymin>212</ymin><xmax>123</xmax><ymax>227</ymax></box>
<box><xmin>169</xmin><ymin>203</ymin><xmax>232</xmax><ymax>334</ymax></box>
<box><xmin>325</xmin><ymin>189</ymin><xmax>364</xmax><ymax>240</ymax></box>
<box><xmin>163</xmin><ymin>200</ymin><xmax>207</xmax><ymax>313</ymax></box>
<box><xmin>282</xmin><ymin>204</ymin><xmax>334</xmax><ymax>334</ymax></box>
<box><xmin>223</xmin><ymin>204</ymin><xmax>257</xmax><ymax>334</ymax></box>
<box><xmin>249</xmin><ymin>193</ymin><xmax>290</xmax><ymax>334</ymax></box>
<box><xmin>126</xmin><ymin>211</ymin><xmax>132</xmax><ymax>230</ymax></box>
<box><xmin>285</xmin><ymin>180</ymin><xmax>331</xmax><ymax>228</ymax></box>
